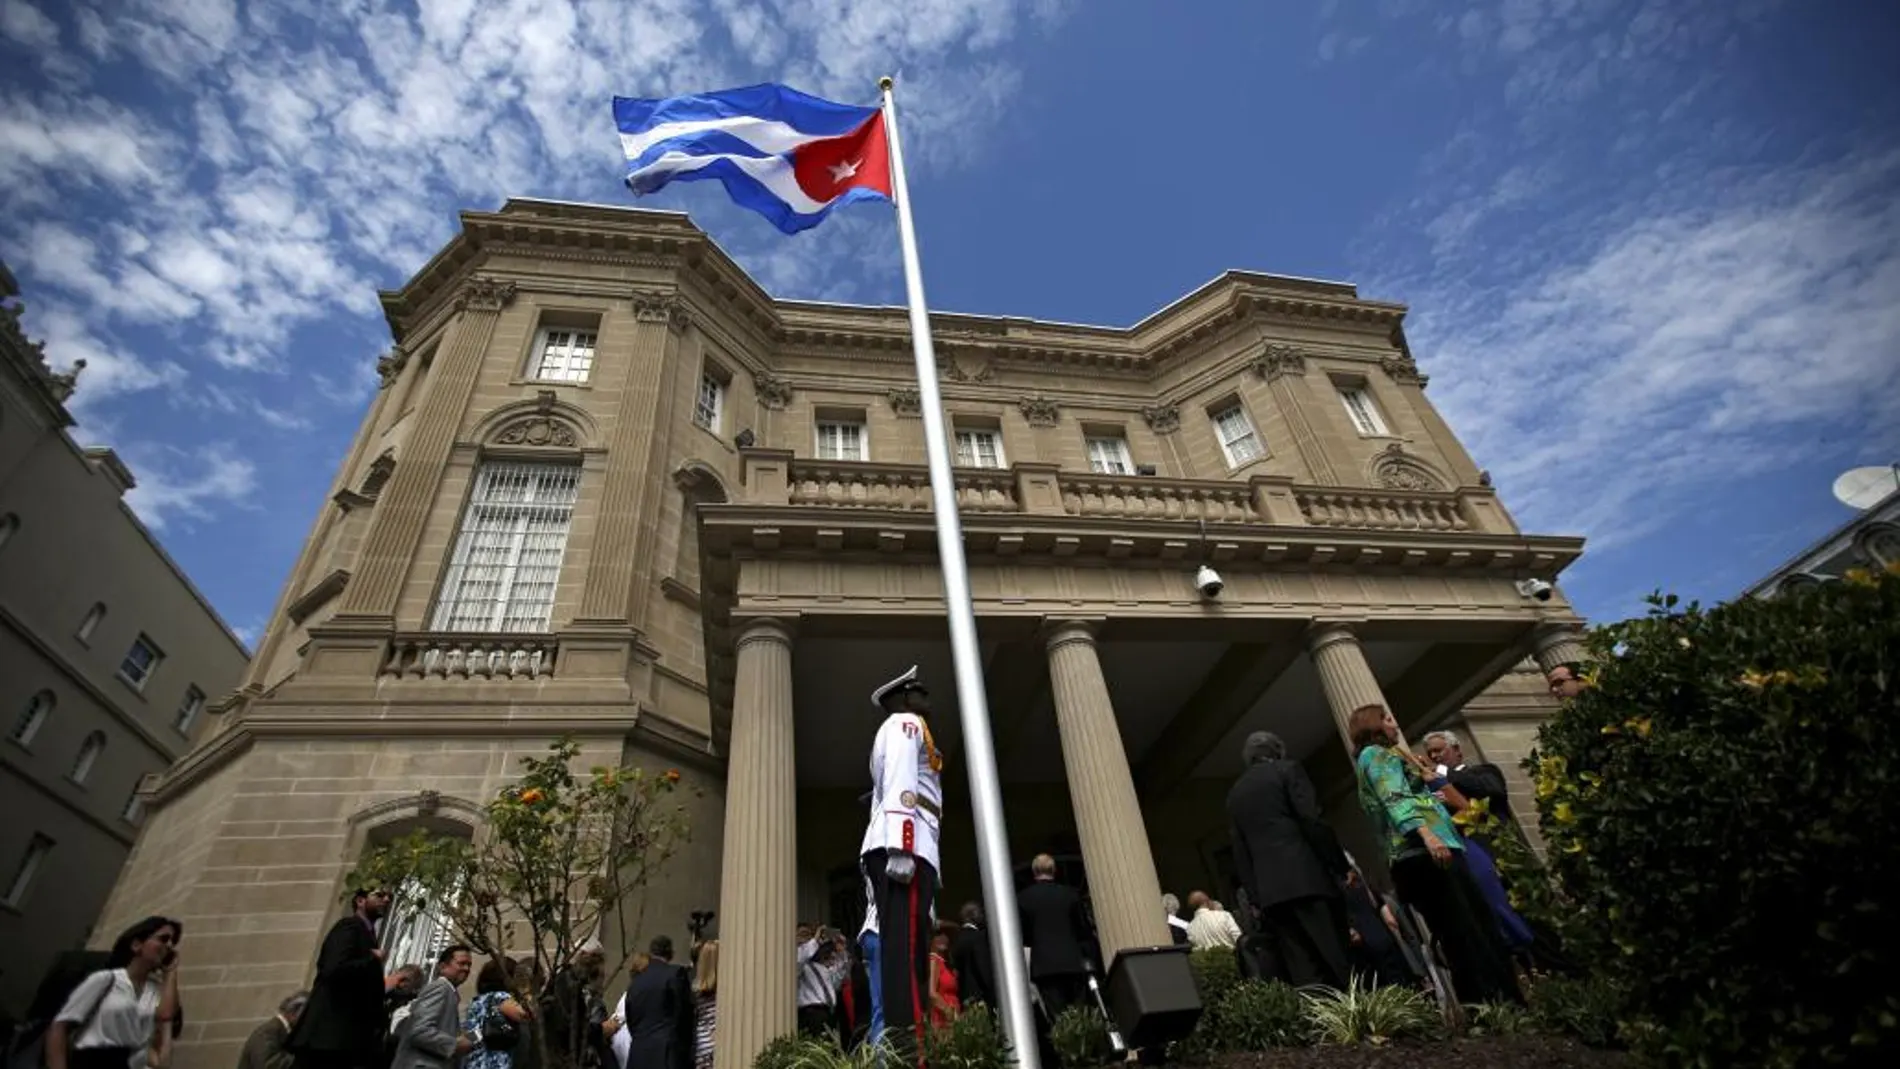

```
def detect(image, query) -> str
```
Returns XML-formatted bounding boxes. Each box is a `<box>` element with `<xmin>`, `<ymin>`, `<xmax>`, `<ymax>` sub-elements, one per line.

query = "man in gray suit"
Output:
<box><xmin>392</xmin><ymin>946</ymin><xmax>473</xmax><ymax>1069</ymax></box>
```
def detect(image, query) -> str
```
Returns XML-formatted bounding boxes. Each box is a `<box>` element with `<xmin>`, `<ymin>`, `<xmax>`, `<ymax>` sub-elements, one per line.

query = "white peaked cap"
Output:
<box><xmin>870</xmin><ymin>664</ymin><xmax>921</xmax><ymax>711</ymax></box>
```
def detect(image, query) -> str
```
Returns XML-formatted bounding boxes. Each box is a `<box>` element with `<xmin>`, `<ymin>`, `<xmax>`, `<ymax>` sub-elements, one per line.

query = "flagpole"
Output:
<box><xmin>878</xmin><ymin>75</ymin><xmax>1042</xmax><ymax>1069</ymax></box>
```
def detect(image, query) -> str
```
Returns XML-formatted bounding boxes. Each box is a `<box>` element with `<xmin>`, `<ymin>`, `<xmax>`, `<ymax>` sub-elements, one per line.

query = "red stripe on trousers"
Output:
<box><xmin>909</xmin><ymin>876</ymin><xmax>926</xmax><ymax>1065</ymax></box>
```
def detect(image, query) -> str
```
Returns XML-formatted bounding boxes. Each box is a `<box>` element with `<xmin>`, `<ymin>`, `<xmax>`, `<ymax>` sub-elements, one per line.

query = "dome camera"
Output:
<box><xmin>1195</xmin><ymin>564</ymin><xmax>1224</xmax><ymax>599</ymax></box>
<box><xmin>1515</xmin><ymin>578</ymin><xmax>1554</xmax><ymax>602</ymax></box>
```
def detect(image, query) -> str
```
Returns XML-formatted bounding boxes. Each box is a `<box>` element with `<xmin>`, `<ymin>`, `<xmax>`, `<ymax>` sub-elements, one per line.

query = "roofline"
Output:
<box><xmin>1742</xmin><ymin>482</ymin><xmax>1900</xmax><ymax>596</ymax></box>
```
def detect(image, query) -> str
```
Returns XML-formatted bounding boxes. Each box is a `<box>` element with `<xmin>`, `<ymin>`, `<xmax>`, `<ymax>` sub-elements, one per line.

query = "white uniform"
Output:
<box><xmin>857</xmin><ymin>710</ymin><xmax>944</xmax><ymax>872</ymax></box>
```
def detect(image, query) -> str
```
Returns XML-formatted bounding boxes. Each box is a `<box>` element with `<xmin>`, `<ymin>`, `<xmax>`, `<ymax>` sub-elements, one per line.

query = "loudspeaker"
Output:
<box><xmin>1105</xmin><ymin>944</ymin><xmax>1202</xmax><ymax>1050</ymax></box>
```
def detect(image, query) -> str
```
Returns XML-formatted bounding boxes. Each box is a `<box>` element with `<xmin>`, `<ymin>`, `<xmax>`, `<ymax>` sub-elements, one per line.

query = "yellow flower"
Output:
<box><xmin>1625</xmin><ymin>718</ymin><xmax>1653</xmax><ymax>739</ymax></box>
<box><xmin>1739</xmin><ymin>670</ymin><xmax>1770</xmax><ymax>691</ymax></box>
<box><xmin>1564</xmin><ymin>839</ymin><xmax>1584</xmax><ymax>854</ymax></box>
<box><xmin>518</xmin><ymin>787</ymin><xmax>545</xmax><ymax>805</ymax></box>
<box><xmin>1844</xmin><ymin>567</ymin><xmax>1877</xmax><ymax>588</ymax></box>
<box><xmin>1553</xmin><ymin>802</ymin><xmax>1575</xmax><ymax>824</ymax></box>
<box><xmin>665</xmin><ymin>768</ymin><xmax>682</xmax><ymax>784</ymax></box>
<box><xmin>1600</xmin><ymin>722</ymin><xmax>1622</xmax><ymax>736</ymax></box>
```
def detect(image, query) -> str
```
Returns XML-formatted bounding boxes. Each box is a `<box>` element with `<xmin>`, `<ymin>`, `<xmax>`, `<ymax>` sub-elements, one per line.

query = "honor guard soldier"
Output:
<box><xmin>859</xmin><ymin>665</ymin><xmax>944</xmax><ymax>1062</ymax></box>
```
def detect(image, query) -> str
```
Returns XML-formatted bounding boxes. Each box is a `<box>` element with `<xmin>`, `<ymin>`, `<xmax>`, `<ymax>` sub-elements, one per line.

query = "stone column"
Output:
<box><xmin>1045</xmin><ymin>620</ymin><xmax>1171</xmax><ymax>963</ymax></box>
<box><xmin>1530</xmin><ymin>622</ymin><xmax>1589</xmax><ymax>674</ymax></box>
<box><xmin>573</xmin><ymin>292</ymin><xmax>690</xmax><ymax>629</ymax></box>
<box><xmin>1307</xmin><ymin>621</ymin><xmax>1388</xmax><ymax>754</ymax></box>
<box><xmin>335</xmin><ymin>278</ymin><xmax>517</xmax><ymax>625</ymax></box>
<box><xmin>713</xmin><ymin>618</ymin><xmax>798</xmax><ymax>1069</ymax></box>
<box><xmin>1255</xmin><ymin>345</ymin><xmax>1340</xmax><ymax>485</ymax></box>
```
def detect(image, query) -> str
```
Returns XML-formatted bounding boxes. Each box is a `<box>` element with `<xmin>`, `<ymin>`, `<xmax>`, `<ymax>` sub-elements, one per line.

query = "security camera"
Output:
<box><xmin>1195</xmin><ymin>565</ymin><xmax>1224</xmax><ymax>599</ymax></box>
<box><xmin>1515</xmin><ymin>578</ymin><xmax>1554</xmax><ymax>602</ymax></box>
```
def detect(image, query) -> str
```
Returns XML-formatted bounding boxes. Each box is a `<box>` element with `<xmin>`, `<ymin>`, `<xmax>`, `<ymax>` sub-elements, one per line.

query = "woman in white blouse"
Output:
<box><xmin>46</xmin><ymin>916</ymin><xmax>183</xmax><ymax>1069</ymax></box>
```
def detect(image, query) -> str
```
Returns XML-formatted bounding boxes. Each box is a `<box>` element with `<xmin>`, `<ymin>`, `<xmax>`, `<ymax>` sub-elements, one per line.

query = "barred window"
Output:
<box><xmin>381</xmin><ymin>876</ymin><xmax>461</xmax><ymax>972</ymax></box>
<box><xmin>530</xmin><ymin>328</ymin><xmax>597</xmax><ymax>384</ymax></box>
<box><xmin>431</xmin><ymin>463</ymin><xmax>580</xmax><ymax>633</ymax></box>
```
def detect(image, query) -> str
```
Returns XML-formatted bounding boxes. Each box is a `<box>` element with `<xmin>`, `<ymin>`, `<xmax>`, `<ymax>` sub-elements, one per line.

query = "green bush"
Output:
<box><xmin>924</xmin><ymin>1004</ymin><xmax>1011</xmax><ymax>1069</ymax></box>
<box><xmin>1211</xmin><ymin>979</ymin><xmax>1309</xmax><ymax>1049</ymax></box>
<box><xmin>1526</xmin><ymin>974</ymin><xmax>1624</xmax><ymax>1049</ymax></box>
<box><xmin>1049</xmin><ymin>1004</ymin><xmax>1115</xmax><ymax>1068</ymax></box>
<box><xmin>1467</xmin><ymin>999</ymin><xmax>1536</xmax><ymax>1038</ymax></box>
<box><xmin>1301</xmin><ymin>978</ymin><xmax>1440</xmax><ymax>1046</ymax></box>
<box><xmin>1530</xmin><ymin>570</ymin><xmax>1900</xmax><ymax>1067</ymax></box>
<box><xmin>752</xmin><ymin>1034</ymin><xmax>879</xmax><ymax>1069</ymax></box>
<box><xmin>1187</xmin><ymin>946</ymin><xmax>1241</xmax><ymax>1004</ymax></box>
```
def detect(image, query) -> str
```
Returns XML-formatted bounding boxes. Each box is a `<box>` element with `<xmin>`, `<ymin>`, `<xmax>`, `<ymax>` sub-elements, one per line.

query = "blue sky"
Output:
<box><xmin>3</xmin><ymin>0</ymin><xmax>1897</xmax><ymax>645</ymax></box>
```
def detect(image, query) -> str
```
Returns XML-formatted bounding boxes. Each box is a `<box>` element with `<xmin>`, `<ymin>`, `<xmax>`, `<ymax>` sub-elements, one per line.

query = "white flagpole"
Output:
<box><xmin>878</xmin><ymin>75</ymin><xmax>1042</xmax><ymax>1069</ymax></box>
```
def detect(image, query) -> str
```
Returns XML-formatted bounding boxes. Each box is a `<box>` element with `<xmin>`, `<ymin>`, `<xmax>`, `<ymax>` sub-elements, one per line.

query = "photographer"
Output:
<box><xmin>794</xmin><ymin>924</ymin><xmax>847</xmax><ymax>1038</ymax></box>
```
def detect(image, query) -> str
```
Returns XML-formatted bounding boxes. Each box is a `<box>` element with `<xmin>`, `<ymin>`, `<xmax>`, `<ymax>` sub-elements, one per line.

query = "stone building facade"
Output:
<box><xmin>91</xmin><ymin>200</ymin><xmax>1586</xmax><ymax>1069</ymax></box>
<box><xmin>0</xmin><ymin>261</ymin><xmax>250</xmax><ymax>1023</ymax></box>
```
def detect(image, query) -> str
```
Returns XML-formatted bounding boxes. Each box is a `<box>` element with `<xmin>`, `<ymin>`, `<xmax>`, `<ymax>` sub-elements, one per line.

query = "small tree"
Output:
<box><xmin>1528</xmin><ymin>566</ymin><xmax>1900</xmax><ymax>1067</ymax></box>
<box><xmin>350</xmin><ymin>738</ymin><xmax>691</xmax><ymax>1069</ymax></box>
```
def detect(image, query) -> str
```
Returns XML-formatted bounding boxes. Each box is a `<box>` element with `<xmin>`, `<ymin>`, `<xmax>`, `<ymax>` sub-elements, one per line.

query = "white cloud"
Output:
<box><xmin>1392</xmin><ymin>150</ymin><xmax>1900</xmax><ymax>553</ymax></box>
<box><xmin>121</xmin><ymin>445</ymin><xmax>259</xmax><ymax>530</ymax></box>
<box><xmin>0</xmin><ymin>0</ymin><xmax>58</xmax><ymax>49</ymax></box>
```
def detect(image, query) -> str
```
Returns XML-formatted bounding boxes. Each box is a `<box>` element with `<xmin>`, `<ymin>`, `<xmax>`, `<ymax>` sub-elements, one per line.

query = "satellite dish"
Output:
<box><xmin>1832</xmin><ymin>465</ymin><xmax>1900</xmax><ymax>510</ymax></box>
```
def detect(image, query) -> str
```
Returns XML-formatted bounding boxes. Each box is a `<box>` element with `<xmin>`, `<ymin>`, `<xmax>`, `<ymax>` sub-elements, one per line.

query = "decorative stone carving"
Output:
<box><xmin>455</xmin><ymin>277</ymin><xmax>517</xmax><ymax>313</ymax></box>
<box><xmin>374</xmin><ymin>348</ymin><xmax>408</xmax><ymax>388</ymax></box>
<box><xmin>535</xmin><ymin>389</ymin><xmax>558</xmax><ymax>414</ymax></box>
<box><xmin>1253</xmin><ymin>343</ymin><xmax>1306</xmax><ymax>380</ymax></box>
<box><xmin>1478</xmin><ymin>469</ymin><xmax>1494</xmax><ymax>488</ymax></box>
<box><xmin>46</xmin><ymin>359</ymin><xmax>84</xmax><ymax>402</ymax></box>
<box><xmin>1370</xmin><ymin>442</ymin><xmax>1445</xmax><ymax>491</ymax></box>
<box><xmin>1018</xmin><ymin>395</ymin><xmax>1061</xmax><ymax>428</ymax></box>
<box><xmin>1381</xmin><ymin>354</ymin><xmax>1430</xmax><ymax>387</ymax></box>
<box><xmin>1141</xmin><ymin>404</ymin><xmax>1181</xmax><ymax>435</ymax></box>
<box><xmin>633</xmin><ymin>291</ymin><xmax>691</xmax><ymax>331</ymax></box>
<box><xmin>753</xmin><ymin>371</ymin><xmax>794</xmax><ymax>410</ymax></box>
<box><xmin>493</xmin><ymin>416</ymin><xmax>578</xmax><ymax>449</ymax></box>
<box><xmin>887</xmin><ymin>386</ymin><xmax>922</xmax><ymax>417</ymax></box>
<box><xmin>943</xmin><ymin>358</ymin><xmax>996</xmax><ymax>383</ymax></box>
<box><xmin>361</xmin><ymin>450</ymin><xmax>396</xmax><ymax>498</ymax></box>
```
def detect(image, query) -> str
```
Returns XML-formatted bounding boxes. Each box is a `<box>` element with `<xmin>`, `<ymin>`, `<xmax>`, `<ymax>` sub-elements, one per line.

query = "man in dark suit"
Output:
<box><xmin>1226</xmin><ymin>733</ymin><xmax>1352</xmax><ymax>989</ymax></box>
<box><xmin>288</xmin><ymin>888</ymin><xmax>392</xmax><ymax>1069</ymax></box>
<box><xmin>949</xmin><ymin>901</ymin><xmax>996</xmax><ymax>1011</ymax></box>
<box><xmin>1017</xmin><ymin>854</ymin><xmax>1091</xmax><ymax>1022</ymax></box>
<box><xmin>619</xmin><ymin>936</ymin><xmax>694</xmax><ymax>1069</ymax></box>
<box><xmin>1421</xmin><ymin>731</ymin><xmax>1513</xmax><ymax>824</ymax></box>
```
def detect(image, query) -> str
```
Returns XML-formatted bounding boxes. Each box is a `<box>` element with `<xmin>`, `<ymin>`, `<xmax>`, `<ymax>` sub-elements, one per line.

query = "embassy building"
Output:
<box><xmin>92</xmin><ymin>200</ymin><xmax>1586</xmax><ymax>1069</ymax></box>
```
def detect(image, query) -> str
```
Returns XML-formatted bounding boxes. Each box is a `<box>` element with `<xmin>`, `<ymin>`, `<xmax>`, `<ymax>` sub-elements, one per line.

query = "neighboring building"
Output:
<box><xmin>1744</xmin><ymin>478</ymin><xmax>1900</xmax><ymax>598</ymax></box>
<box><xmin>91</xmin><ymin>200</ymin><xmax>1584</xmax><ymax>1069</ymax></box>
<box><xmin>0</xmin><ymin>261</ymin><xmax>249</xmax><ymax>1024</ymax></box>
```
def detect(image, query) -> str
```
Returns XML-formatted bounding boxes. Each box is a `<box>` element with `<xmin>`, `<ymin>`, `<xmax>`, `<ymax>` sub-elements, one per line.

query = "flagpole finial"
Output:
<box><xmin>878</xmin><ymin>75</ymin><xmax>894</xmax><ymax>92</ymax></box>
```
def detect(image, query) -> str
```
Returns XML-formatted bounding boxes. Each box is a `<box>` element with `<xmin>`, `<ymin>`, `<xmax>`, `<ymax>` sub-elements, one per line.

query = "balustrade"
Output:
<box><xmin>381</xmin><ymin>633</ymin><xmax>559</xmax><ymax>679</ymax></box>
<box><xmin>1294</xmin><ymin>488</ymin><xmax>1470</xmax><ymax>532</ymax></box>
<box><xmin>786</xmin><ymin>460</ymin><xmax>1019</xmax><ymax>512</ymax></box>
<box><xmin>1057</xmin><ymin>473</ymin><xmax>1258</xmax><ymax>522</ymax></box>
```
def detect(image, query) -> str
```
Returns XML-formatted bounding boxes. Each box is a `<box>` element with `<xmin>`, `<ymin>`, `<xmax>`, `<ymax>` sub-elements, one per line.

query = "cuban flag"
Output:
<box><xmin>613</xmin><ymin>83</ymin><xmax>893</xmax><ymax>235</ymax></box>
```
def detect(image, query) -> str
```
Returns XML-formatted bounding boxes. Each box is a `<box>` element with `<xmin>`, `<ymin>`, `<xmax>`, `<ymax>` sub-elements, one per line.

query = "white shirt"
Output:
<box><xmin>1186</xmin><ymin>907</ymin><xmax>1242</xmax><ymax>950</ymax></box>
<box><xmin>795</xmin><ymin>941</ymin><xmax>848</xmax><ymax>1009</ymax></box>
<box><xmin>858</xmin><ymin>712</ymin><xmax>943</xmax><ymax>871</ymax></box>
<box><xmin>56</xmin><ymin>969</ymin><xmax>159</xmax><ymax>1056</ymax></box>
<box><xmin>610</xmin><ymin>993</ymin><xmax>630</xmax><ymax>1069</ymax></box>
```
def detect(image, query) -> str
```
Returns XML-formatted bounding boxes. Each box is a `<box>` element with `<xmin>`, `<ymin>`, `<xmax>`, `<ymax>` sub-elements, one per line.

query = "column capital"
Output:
<box><xmin>734</xmin><ymin>616</ymin><xmax>797</xmax><ymax>649</ymax></box>
<box><xmin>1531</xmin><ymin>619</ymin><xmax>1587</xmax><ymax>656</ymax></box>
<box><xmin>1043</xmin><ymin>616</ymin><xmax>1105</xmax><ymax>652</ymax></box>
<box><xmin>1305</xmin><ymin>618</ymin><xmax>1365</xmax><ymax>653</ymax></box>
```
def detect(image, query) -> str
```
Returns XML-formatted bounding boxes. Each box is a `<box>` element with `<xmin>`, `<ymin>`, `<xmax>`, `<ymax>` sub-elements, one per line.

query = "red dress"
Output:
<box><xmin>930</xmin><ymin>953</ymin><xmax>960</xmax><ymax>1029</ymax></box>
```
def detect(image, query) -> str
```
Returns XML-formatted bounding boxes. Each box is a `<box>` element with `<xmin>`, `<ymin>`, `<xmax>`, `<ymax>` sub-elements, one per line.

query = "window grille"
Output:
<box><xmin>381</xmin><ymin>876</ymin><xmax>461</xmax><ymax>971</ymax></box>
<box><xmin>431</xmin><ymin>463</ymin><xmax>580</xmax><ymax>633</ymax></box>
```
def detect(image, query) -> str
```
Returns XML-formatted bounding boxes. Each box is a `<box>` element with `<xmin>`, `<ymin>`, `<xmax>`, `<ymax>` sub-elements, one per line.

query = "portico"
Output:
<box><xmin>699</xmin><ymin>451</ymin><xmax>1583</xmax><ymax>1066</ymax></box>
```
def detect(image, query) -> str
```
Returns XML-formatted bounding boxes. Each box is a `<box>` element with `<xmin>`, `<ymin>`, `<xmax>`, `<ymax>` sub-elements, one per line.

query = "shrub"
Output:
<box><xmin>1467</xmin><ymin>1000</ymin><xmax>1536</xmax><ymax>1038</ymax></box>
<box><xmin>1187</xmin><ymin>946</ymin><xmax>1241</xmax><ymax>1005</ymax></box>
<box><xmin>1527</xmin><ymin>974</ymin><xmax>1624</xmax><ymax>1049</ymax></box>
<box><xmin>925</xmin><ymin>1004</ymin><xmax>1012</xmax><ymax>1069</ymax></box>
<box><xmin>1209</xmin><ymin>979</ymin><xmax>1309</xmax><ymax>1049</ymax></box>
<box><xmin>1049</xmin><ymin>1004</ymin><xmax>1116</xmax><ymax>1068</ymax></box>
<box><xmin>1301</xmin><ymin>978</ymin><xmax>1441</xmax><ymax>1046</ymax></box>
<box><xmin>1530</xmin><ymin>570</ymin><xmax>1900</xmax><ymax>1066</ymax></box>
<box><xmin>752</xmin><ymin>1034</ymin><xmax>873</xmax><ymax>1069</ymax></box>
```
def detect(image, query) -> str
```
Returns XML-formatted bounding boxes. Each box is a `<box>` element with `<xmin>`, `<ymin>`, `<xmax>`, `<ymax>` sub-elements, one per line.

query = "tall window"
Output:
<box><xmin>1211</xmin><ymin>404</ymin><xmax>1264</xmax><ymax>466</ymax></box>
<box><xmin>381</xmin><ymin>875</ymin><xmax>463</xmax><ymax>971</ymax></box>
<box><xmin>70</xmin><ymin>732</ymin><xmax>105</xmax><ymax>785</ymax></box>
<box><xmin>121</xmin><ymin>787</ymin><xmax>145</xmax><ymax>826</ymax></box>
<box><xmin>173</xmin><ymin>686</ymin><xmax>206</xmax><ymax>735</ymax></box>
<box><xmin>529</xmin><ymin>327</ymin><xmax>597</xmax><ymax>384</ymax></box>
<box><xmin>118</xmin><ymin>636</ymin><xmax>162</xmax><ymax>691</ymax></box>
<box><xmin>11</xmin><ymin>690</ymin><xmax>54</xmax><ymax>746</ymax></box>
<box><xmin>1085</xmin><ymin>435</ymin><xmax>1134</xmax><ymax>475</ymax></box>
<box><xmin>3</xmin><ymin>834</ymin><xmax>53</xmax><ymax>908</ymax></box>
<box><xmin>953</xmin><ymin>428</ymin><xmax>1005</xmax><ymax>469</ymax></box>
<box><xmin>1338</xmin><ymin>385</ymin><xmax>1389</xmax><ymax>436</ymax></box>
<box><xmin>432</xmin><ymin>462</ymin><xmax>581</xmax><ymax>633</ymax></box>
<box><xmin>815</xmin><ymin>421</ymin><xmax>867</xmax><ymax>462</ymax></box>
<box><xmin>693</xmin><ymin>372</ymin><xmax>725</xmax><ymax>432</ymax></box>
<box><xmin>76</xmin><ymin>602</ymin><xmax>106</xmax><ymax>644</ymax></box>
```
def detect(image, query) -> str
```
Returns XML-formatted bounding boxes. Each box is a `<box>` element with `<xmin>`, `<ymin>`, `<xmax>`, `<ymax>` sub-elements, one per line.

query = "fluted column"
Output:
<box><xmin>1530</xmin><ymin>622</ymin><xmax>1589</xmax><ymax>674</ymax></box>
<box><xmin>1255</xmin><ymin>344</ymin><xmax>1340</xmax><ymax>485</ymax></box>
<box><xmin>1045</xmin><ymin>620</ymin><xmax>1170</xmax><ymax>964</ymax></box>
<box><xmin>1308</xmin><ymin>621</ymin><xmax>1389</xmax><ymax>754</ymax></box>
<box><xmin>573</xmin><ymin>292</ymin><xmax>689</xmax><ymax>627</ymax></box>
<box><xmin>335</xmin><ymin>278</ymin><xmax>517</xmax><ymax>624</ymax></box>
<box><xmin>713</xmin><ymin>618</ymin><xmax>798</xmax><ymax>1069</ymax></box>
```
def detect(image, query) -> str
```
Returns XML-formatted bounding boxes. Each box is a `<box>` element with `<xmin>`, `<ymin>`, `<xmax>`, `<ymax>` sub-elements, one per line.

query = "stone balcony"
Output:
<box><xmin>738</xmin><ymin>450</ymin><xmax>1516</xmax><ymax>536</ymax></box>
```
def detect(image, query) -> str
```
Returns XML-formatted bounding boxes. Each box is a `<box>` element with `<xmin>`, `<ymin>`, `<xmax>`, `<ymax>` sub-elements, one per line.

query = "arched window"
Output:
<box><xmin>0</xmin><ymin>513</ymin><xmax>18</xmax><ymax>551</ymax></box>
<box><xmin>70</xmin><ymin>731</ymin><xmax>105</xmax><ymax>785</ymax></box>
<box><xmin>10</xmin><ymin>690</ymin><xmax>54</xmax><ymax>746</ymax></box>
<box><xmin>76</xmin><ymin>603</ymin><xmax>106</xmax><ymax>644</ymax></box>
